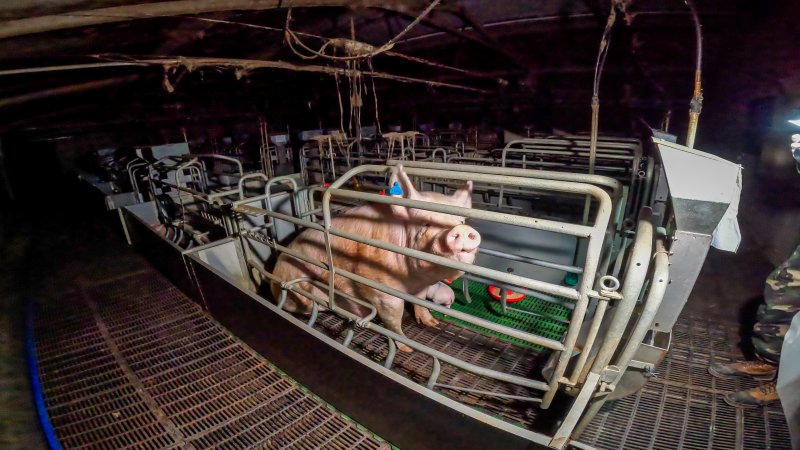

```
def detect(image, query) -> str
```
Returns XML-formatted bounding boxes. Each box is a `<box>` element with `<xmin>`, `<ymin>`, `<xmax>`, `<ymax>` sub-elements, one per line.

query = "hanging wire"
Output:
<box><xmin>284</xmin><ymin>0</ymin><xmax>441</xmax><ymax>61</ymax></box>
<box><xmin>683</xmin><ymin>0</ymin><xmax>703</xmax><ymax>148</ymax></box>
<box><xmin>583</xmin><ymin>0</ymin><xmax>622</xmax><ymax>224</ymax></box>
<box><xmin>367</xmin><ymin>58</ymin><xmax>382</xmax><ymax>136</ymax></box>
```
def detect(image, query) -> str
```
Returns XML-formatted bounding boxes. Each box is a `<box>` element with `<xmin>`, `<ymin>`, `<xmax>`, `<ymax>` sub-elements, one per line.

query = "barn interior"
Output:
<box><xmin>1</xmin><ymin>1</ymin><xmax>799</xmax><ymax>449</ymax></box>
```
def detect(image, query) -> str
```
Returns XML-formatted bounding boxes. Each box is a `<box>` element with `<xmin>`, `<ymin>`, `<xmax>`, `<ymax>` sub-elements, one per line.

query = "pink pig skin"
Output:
<box><xmin>271</xmin><ymin>165</ymin><xmax>480</xmax><ymax>352</ymax></box>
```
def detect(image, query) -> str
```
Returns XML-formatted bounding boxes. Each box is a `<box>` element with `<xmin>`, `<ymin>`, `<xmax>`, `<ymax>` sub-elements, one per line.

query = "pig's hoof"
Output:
<box><xmin>397</xmin><ymin>342</ymin><xmax>414</xmax><ymax>353</ymax></box>
<box><xmin>417</xmin><ymin>315</ymin><xmax>440</xmax><ymax>328</ymax></box>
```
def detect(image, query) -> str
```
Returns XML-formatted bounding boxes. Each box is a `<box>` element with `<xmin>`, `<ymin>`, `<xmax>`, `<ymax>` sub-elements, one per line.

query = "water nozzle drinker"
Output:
<box><xmin>389</xmin><ymin>181</ymin><xmax>404</xmax><ymax>196</ymax></box>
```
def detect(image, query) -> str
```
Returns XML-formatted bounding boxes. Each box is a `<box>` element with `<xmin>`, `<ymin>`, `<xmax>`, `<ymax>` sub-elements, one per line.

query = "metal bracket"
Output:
<box><xmin>600</xmin><ymin>366</ymin><xmax>621</xmax><ymax>384</ymax></box>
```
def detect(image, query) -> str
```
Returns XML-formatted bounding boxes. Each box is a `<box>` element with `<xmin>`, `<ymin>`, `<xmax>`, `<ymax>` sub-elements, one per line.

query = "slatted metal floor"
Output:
<box><xmin>312</xmin><ymin>300</ymin><xmax>793</xmax><ymax>449</ymax></box>
<box><xmin>313</xmin><ymin>311</ymin><xmax>549</xmax><ymax>430</ymax></box>
<box><xmin>580</xmin><ymin>313</ymin><xmax>792</xmax><ymax>449</ymax></box>
<box><xmin>30</xmin><ymin>245</ymin><xmax>792</xmax><ymax>450</ymax></box>
<box><xmin>31</xmin><ymin>270</ymin><xmax>391</xmax><ymax>450</ymax></box>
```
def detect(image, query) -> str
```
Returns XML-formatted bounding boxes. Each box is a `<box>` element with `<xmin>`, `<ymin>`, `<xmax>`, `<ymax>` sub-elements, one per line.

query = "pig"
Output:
<box><xmin>270</xmin><ymin>165</ymin><xmax>481</xmax><ymax>352</ymax></box>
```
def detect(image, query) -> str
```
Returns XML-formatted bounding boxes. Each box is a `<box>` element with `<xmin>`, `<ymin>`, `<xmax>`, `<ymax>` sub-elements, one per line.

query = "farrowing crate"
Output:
<box><xmin>183</xmin><ymin>162</ymin><xmax>668</xmax><ymax>449</ymax></box>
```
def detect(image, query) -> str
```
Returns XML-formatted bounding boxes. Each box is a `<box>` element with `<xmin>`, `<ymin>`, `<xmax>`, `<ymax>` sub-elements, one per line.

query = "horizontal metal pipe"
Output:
<box><xmin>505</xmin><ymin>138</ymin><xmax>641</xmax><ymax>151</ymax></box>
<box><xmin>242</xmin><ymin>227</ymin><xmax>567</xmax><ymax>350</ymax></box>
<box><xmin>329</xmin><ymin>226</ymin><xmax>579</xmax><ymax>301</ymax></box>
<box><xmin>324</xmin><ymin>163</ymin><xmax>612</xmax><ymax>409</ymax></box>
<box><xmin>361</xmin><ymin>320</ymin><xmax>551</xmax><ymax>391</ymax></box>
<box><xmin>479</xmin><ymin>247</ymin><xmax>583</xmax><ymax>274</ymax></box>
<box><xmin>331</xmin><ymin>263</ymin><xmax>566</xmax><ymax>351</ymax></box>
<box><xmin>435</xmin><ymin>384</ymin><xmax>543</xmax><ymax>402</ymax></box>
<box><xmin>461</xmin><ymin>274</ymin><xmax>574</xmax><ymax>310</ymax></box>
<box><xmin>253</xmin><ymin>253</ymin><xmax>553</xmax><ymax>391</ymax></box>
<box><xmin>331</xmin><ymin>188</ymin><xmax>594</xmax><ymax>238</ymax></box>
<box><xmin>386</xmin><ymin>159</ymin><xmax>622</xmax><ymax>198</ymax></box>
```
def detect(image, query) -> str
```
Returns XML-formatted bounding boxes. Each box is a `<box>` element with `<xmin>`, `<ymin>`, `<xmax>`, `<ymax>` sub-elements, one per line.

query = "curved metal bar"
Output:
<box><xmin>320</xmin><ymin>164</ymin><xmax>611</xmax><ymax>404</ymax></box>
<box><xmin>427</xmin><ymin>357</ymin><xmax>442</xmax><ymax>389</ymax></box>
<box><xmin>479</xmin><ymin>247</ymin><xmax>583</xmax><ymax>275</ymax></box>
<box><xmin>191</xmin><ymin>153</ymin><xmax>244</xmax><ymax>177</ymax></box>
<box><xmin>612</xmin><ymin>237</ymin><xmax>669</xmax><ymax>382</ymax></box>
<box><xmin>237</xmin><ymin>172</ymin><xmax>269</xmax><ymax>199</ymax></box>
<box><xmin>580</xmin><ymin>207</ymin><xmax>653</xmax><ymax>381</ymax></box>
<box><xmin>572</xmin><ymin>237</ymin><xmax>669</xmax><ymax>440</ymax></box>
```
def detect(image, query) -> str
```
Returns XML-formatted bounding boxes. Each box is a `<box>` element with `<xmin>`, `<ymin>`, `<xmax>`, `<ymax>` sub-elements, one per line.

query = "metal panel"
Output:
<box><xmin>652</xmin><ymin>231</ymin><xmax>712</xmax><ymax>333</ymax></box>
<box><xmin>121</xmin><ymin>206</ymin><xmax>202</xmax><ymax>306</ymax></box>
<box><xmin>472</xmin><ymin>218</ymin><xmax>579</xmax><ymax>285</ymax></box>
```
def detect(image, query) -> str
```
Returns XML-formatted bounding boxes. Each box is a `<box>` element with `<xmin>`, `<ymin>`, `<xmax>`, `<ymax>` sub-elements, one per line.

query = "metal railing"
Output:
<box><xmin>234</xmin><ymin>163</ymin><xmax>624</xmax><ymax>408</ymax></box>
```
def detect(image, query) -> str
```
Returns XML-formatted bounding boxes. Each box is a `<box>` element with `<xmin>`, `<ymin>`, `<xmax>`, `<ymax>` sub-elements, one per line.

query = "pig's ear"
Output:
<box><xmin>387</xmin><ymin>165</ymin><xmax>420</xmax><ymax>220</ymax></box>
<box><xmin>389</xmin><ymin>165</ymin><xmax>421</xmax><ymax>200</ymax></box>
<box><xmin>452</xmin><ymin>180</ymin><xmax>473</xmax><ymax>208</ymax></box>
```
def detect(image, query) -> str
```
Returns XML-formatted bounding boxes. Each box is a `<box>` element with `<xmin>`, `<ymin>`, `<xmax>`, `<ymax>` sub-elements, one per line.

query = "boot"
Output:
<box><xmin>708</xmin><ymin>360</ymin><xmax>776</xmax><ymax>381</ymax></box>
<box><xmin>724</xmin><ymin>382</ymin><xmax>779</xmax><ymax>408</ymax></box>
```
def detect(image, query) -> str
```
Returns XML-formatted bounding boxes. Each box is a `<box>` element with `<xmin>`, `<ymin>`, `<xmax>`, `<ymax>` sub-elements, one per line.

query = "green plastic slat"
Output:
<box><xmin>431</xmin><ymin>279</ymin><xmax>571</xmax><ymax>351</ymax></box>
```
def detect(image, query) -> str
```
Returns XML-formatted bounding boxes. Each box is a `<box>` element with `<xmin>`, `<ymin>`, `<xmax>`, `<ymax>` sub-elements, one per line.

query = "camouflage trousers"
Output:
<box><xmin>755</xmin><ymin>243</ymin><xmax>800</xmax><ymax>364</ymax></box>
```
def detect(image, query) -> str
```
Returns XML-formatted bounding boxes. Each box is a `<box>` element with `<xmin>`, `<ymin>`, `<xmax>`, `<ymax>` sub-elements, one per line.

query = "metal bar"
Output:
<box><xmin>329</xmin><ymin>226</ymin><xmax>579</xmax><ymax>300</ymax></box>
<box><xmin>479</xmin><ymin>247</ymin><xmax>584</xmax><ymax>274</ymax></box>
<box><xmin>461</xmin><ymin>273</ymin><xmax>574</xmax><ymax>310</ymax></box>
<box><xmin>191</xmin><ymin>153</ymin><xmax>244</xmax><ymax>176</ymax></box>
<box><xmin>359</xmin><ymin>320</ymin><xmax>551</xmax><ymax>391</ymax></box>
<box><xmin>572</xmin><ymin>237</ymin><xmax>670</xmax><ymax>439</ymax></box>
<box><xmin>327</xmin><ymin>256</ymin><xmax>567</xmax><ymax>350</ymax></box>
<box><xmin>568</xmin><ymin>298</ymin><xmax>610</xmax><ymax>385</ymax></box>
<box><xmin>611</xmin><ymin>238</ymin><xmax>669</xmax><ymax>381</ymax></box>
<box><xmin>331</xmin><ymin>188</ymin><xmax>595</xmax><ymax>238</ymax></box>
<box><xmin>237</xmin><ymin>172</ymin><xmax>269</xmax><ymax>199</ymax></box>
<box><xmin>323</xmin><ymin>164</ymin><xmax>611</xmax><ymax>406</ymax></box>
<box><xmin>435</xmin><ymin>384</ymin><xmax>542</xmax><ymax>402</ymax></box>
<box><xmin>584</xmin><ymin>208</ymin><xmax>654</xmax><ymax>378</ymax></box>
<box><xmin>386</xmin><ymin>159</ymin><xmax>622</xmax><ymax>199</ymax></box>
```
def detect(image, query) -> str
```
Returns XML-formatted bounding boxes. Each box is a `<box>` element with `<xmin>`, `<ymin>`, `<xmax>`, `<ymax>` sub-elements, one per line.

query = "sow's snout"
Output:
<box><xmin>445</xmin><ymin>224</ymin><xmax>481</xmax><ymax>263</ymax></box>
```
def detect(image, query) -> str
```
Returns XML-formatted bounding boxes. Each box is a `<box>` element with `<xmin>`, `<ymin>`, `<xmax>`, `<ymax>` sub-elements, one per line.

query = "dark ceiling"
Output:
<box><xmin>0</xmin><ymin>0</ymin><xmax>770</xmax><ymax>139</ymax></box>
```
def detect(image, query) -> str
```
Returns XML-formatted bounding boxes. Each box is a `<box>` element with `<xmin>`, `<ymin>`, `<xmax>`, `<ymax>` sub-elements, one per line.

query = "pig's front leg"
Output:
<box><xmin>375</xmin><ymin>295</ymin><xmax>415</xmax><ymax>353</ymax></box>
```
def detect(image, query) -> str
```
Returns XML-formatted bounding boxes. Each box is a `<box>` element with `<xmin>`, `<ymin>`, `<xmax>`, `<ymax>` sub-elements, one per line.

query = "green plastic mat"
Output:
<box><xmin>431</xmin><ymin>278</ymin><xmax>572</xmax><ymax>351</ymax></box>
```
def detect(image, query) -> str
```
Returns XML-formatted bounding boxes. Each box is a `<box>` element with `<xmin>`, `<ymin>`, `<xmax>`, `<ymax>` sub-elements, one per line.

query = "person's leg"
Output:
<box><xmin>709</xmin><ymin>243</ymin><xmax>800</xmax><ymax>407</ymax></box>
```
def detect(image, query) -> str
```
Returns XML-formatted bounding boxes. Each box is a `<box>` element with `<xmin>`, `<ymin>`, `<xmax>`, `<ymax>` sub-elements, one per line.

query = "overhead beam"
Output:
<box><xmin>0</xmin><ymin>75</ymin><xmax>140</xmax><ymax>109</ymax></box>
<box><xmin>0</xmin><ymin>0</ymin><xmax>428</xmax><ymax>40</ymax></box>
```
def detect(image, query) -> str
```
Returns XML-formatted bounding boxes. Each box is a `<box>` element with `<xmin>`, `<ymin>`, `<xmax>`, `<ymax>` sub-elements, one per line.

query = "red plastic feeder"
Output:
<box><xmin>488</xmin><ymin>285</ymin><xmax>525</xmax><ymax>303</ymax></box>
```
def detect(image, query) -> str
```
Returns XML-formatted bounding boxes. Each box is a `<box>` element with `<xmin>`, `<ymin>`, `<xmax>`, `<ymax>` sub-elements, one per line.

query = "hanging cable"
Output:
<box><xmin>683</xmin><ymin>0</ymin><xmax>703</xmax><ymax>149</ymax></box>
<box><xmin>284</xmin><ymin>0</ymin><xmax>441</xmax><ymax>61</ymax></box>
<box><xmin>583</xmin><ymin>0</ymin><xmax>622</xmax><ymax>224</ymax></box>
<box><xmin>367</xmin><ymin>58</ymin><xmax>382</xmax><ymax>136</ymax></box>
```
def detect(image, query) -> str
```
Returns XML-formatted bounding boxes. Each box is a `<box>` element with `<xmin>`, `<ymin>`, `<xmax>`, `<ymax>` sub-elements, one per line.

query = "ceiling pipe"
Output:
<box><xmin>0</xmin><ymin>75</ymin><xmax>140</xmax><ymax>109</ymax></box>
<box><xmin>0</xmin><ymin>0</ymin><xmax>421</xmax><ymax>40</ymax></box>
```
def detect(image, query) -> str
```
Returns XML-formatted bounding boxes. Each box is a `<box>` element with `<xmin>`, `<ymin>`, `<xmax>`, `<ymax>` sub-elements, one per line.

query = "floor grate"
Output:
<box><xmin>312</xmin><ymin>309</ymin><xmax>550</xmax><ymax>431</ymax></box>
<box><xmin>432</xmin><ymin>278</ymin><xmax>571</xmax><ymax>350</ymax></box>
<box><xmin>32</xmin><ymin>271</ymin><xmax>390</xmax><ymax>450</ymax></box>
<box><xmin>579</xmin><ymin>313</ymin><xmax>792</xmax><ymax>450</ymax></box>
